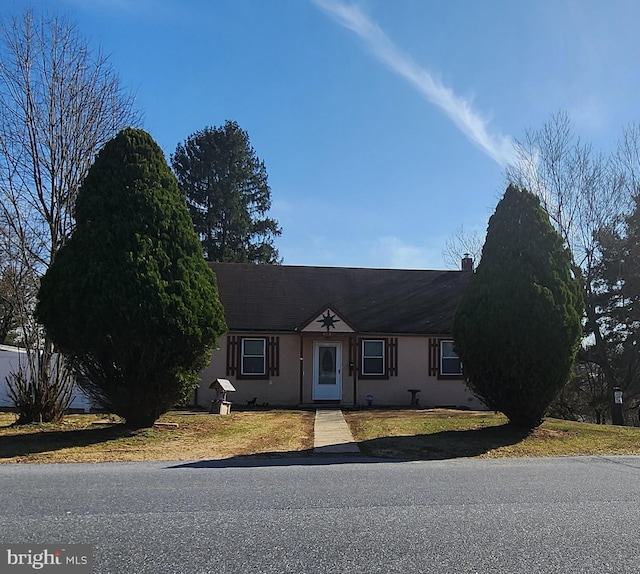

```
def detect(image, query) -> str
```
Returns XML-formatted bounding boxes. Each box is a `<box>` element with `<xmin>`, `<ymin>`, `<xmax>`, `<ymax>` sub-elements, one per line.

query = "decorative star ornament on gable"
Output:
<box><xmin>317</xmin><ymin>310</ymin><xmax>341</xmax><ymax>333</ymax></box>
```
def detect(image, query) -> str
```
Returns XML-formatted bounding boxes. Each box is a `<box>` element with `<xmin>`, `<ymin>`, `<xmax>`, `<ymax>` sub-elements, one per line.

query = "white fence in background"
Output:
<box><xmin>0</xmin><ymin>344</ymin><xmax>94</xmax><ymax>412</ymax></box>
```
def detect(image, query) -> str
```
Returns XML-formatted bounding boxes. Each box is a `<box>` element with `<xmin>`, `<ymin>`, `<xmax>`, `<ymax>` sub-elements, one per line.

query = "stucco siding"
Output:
<box><xmin>197</xmin><ymin>333</ymin><xmax>485</xmax><ymax>410</ymax></box>
<box><xmin>354</xmin><ymin>336</ymin><xmax>482</xmax><ymax>408</ymax></box>
<box><xmin>198</xmin><ymin>335</ymin><xmax>301</xmax><ymax>408</ymax></box>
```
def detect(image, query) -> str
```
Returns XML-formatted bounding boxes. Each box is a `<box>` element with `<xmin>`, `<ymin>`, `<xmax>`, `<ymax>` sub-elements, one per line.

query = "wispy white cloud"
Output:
<box><xmin>370</xmin><ymin>236</ymin><xmax>442</xmax><ymax>269</ymax></box>
<box><xmin>280</xmin><ymin>234</ymin><xmax>443</xmax><ymax>269</ymax></box>
<box><xmin>312</xmin><ymin>0</ymin><xmax>516</xmax><ymax>167</ymax></box>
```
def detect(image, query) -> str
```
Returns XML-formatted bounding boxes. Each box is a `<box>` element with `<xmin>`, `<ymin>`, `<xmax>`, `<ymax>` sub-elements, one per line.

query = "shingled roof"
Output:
<box><xmin>210</xmin><ymin>262</ymin><xmax>471</xmax><ymax>335</ymax></box>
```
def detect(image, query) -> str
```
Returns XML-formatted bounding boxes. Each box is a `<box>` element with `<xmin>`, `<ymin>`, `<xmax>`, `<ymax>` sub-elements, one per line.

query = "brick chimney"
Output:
<box><xmin>461</xmin><ymin>254</ymin><xmax>474</xmax><ymax>271</ymax></box>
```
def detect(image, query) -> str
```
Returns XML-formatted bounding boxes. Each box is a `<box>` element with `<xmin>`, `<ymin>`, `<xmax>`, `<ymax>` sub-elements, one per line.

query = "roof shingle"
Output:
<box><xmin>210</xmin><ymin>263</ymin><xmax>471</xmax><ymax>335</ymax></box>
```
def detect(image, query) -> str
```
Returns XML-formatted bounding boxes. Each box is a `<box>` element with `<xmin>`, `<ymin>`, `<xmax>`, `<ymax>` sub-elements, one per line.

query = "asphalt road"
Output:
<box><xmin>1</xmin><ymin>455</ymin><xmax>640</xmax><ymax>573</ymax></box>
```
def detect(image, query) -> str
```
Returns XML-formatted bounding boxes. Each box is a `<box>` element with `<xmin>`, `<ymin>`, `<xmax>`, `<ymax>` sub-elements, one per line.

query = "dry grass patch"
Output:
<box><xmin>0</xmin><ymin>410</ymin><xmax>314</xmax><ymax>464</ymax></box>
<box><xmin>344</xmin><ymin>409</ymin><xmax>640</xmax><ymax>459</ymax></box>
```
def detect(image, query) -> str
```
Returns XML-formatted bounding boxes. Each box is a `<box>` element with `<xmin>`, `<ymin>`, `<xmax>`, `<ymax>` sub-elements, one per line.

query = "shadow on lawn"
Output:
<box><xmin>0</xmin><ymin>425</ymin><xmax>135</xmax><ymax>459</ymax></box>
<box><xmin>356</xmin><ymin>423</ymin><xmax>531</xmax><ymax>460</ymax></box>
<box><xmin>171</xmin><ymin>424</ymin><xmax>530</xmax><ymax>469</ymax></box>
<box><xmin>0</xmin><ymin>421</ymin><xmax>531</xmax><ymax>465</ymax></box>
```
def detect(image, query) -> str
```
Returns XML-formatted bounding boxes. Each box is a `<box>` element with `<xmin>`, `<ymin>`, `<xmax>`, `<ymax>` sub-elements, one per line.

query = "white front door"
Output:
<box><xmin>312</xmin><ymin>342</ymin><xmax>342</xmax><ymax>400</ymax></box>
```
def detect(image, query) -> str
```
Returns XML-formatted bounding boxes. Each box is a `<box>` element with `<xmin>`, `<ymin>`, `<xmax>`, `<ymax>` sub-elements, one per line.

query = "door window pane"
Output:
<box><xmin>319</xmin><ymin>347</ymin><xmax>337</xmax><ymax>384</ymax></box>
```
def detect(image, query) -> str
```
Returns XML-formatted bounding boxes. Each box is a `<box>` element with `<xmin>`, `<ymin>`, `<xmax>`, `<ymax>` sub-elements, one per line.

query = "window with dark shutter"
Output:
<box><xmin>357</xmin><ymin>338</ymin><xmax>398</xmax><ymax>379</ymax></box>
<box><xmin>241</xmin><ymin>338</ymin><xmax>266</xmax><ymax>375</ymax></box>
<box><xmin>440</xmin><ymin>340</ymin><xmax>463</xmax><ymax>377</ymax></box>
<box><xmin>428</xmin><ymin>338</ymin><xmax>463</xmax><ymax>379</ymax></box>
<box><xmin>232</xmin><ymin>336</ymin><xmax>280</xmax><ymax>380</ymax></box>
<box><xmin>362</xmin><ymin>339</ymin><xmax>385</xmax><ymax>376</ymax></box>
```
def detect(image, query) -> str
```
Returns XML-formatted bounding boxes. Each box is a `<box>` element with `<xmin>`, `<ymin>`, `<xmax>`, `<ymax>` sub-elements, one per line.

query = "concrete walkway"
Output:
<box><xmin>313</xmin><ymin>409</ymin><xmax>361</xmax><ymax>454</ymax></box>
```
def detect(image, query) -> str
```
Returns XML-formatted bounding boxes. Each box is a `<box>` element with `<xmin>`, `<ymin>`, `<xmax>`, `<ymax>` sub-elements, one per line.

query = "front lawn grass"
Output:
<box><xmin>2</xmin><ymin>408</ymin><xmax>640</xmax><ymax>464</ymax></box>
<box><xmin>344</xmin><ymin>409</ymin><xmax>640</xmax><ymax>459</ymax></box>
<box><xmin>0</xmin><ymin>410</ymin><xmax>315</xmax><ymax>463</ymax></box>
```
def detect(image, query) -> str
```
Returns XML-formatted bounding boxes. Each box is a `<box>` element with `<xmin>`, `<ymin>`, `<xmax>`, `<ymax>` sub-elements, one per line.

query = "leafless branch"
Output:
<box><xmin>442</xmin><ymin>225</ymin><xmax>483</xmax><ymax>270</ymax></box>
<box><xmin>0</xmin><ymin>9</ymin><xmax>141</xmax><ymax>422</ymax></box>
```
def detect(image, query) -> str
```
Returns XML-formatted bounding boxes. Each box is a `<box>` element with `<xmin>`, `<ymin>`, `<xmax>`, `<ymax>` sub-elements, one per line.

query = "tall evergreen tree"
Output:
<box><xmin>507</xmin><ymin>112</ymin><xmax>640</xmax><ymax>423</ymax></box>
<box><xmin>36</xmin><ymin>128</ymin><xmax>226</xmax><ymax>428</ymax></box>
<box><xmin>454</xmin><ymin>185</ymin><xmax>583</xmax><ymax>428</ymax></box>
<box><xmin>588</xmin><ymin>195</ymin><xmax>640</xmax><ymax>416</ymax></box>
<box><xmin>171</xmin><ymin>120</ymin><xmax>281</xmax><ymax>263</ymax></box>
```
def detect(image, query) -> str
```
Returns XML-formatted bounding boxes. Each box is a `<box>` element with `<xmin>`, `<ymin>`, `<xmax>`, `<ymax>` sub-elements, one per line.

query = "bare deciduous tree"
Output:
<box><xmin>506</xmin><ymin>111</ymin><xmax>625</xmax><ymax>267</ymax></box>
<box><xmin>506</xmin><ymin>111</ymin><xmax>639</xmax><ymax>424</ymax></box>
<box><xmin>0</xmin><ymin>9</ymin><xmax>141</xmax><ymax>423</ymax></box>
<box><xmin>442</xmin><ymin>225</ymin><xmax>483</xmax><ymax>270</ymax></box>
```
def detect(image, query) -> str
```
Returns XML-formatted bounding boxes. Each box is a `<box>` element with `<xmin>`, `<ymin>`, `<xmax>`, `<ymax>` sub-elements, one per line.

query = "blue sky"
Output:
<box><xmin>3</xmin><ymin>0</ymin><xmax>640</xmax><ymax>269</ymax></box>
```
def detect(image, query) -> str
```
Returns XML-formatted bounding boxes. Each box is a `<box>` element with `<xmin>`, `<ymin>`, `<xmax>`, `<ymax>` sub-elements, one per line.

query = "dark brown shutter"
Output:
<box><xmin>428</xmin><ymin>338</ymin><xmax>440</xmax><ymax>377</ymax></box>
<box><xmin>268</xmin><ymin>337</ymin><xmax>280</xmax><ymax>377</ymax></box>
<box><xmin>387</xmin><ymin>337</ymin><xmax>398</xmax><ymax>377</ymax></box>
<box><xmin>226</xmin><ymin>336</ymin><xmax>238</xmax><ymax>376</ymax></box>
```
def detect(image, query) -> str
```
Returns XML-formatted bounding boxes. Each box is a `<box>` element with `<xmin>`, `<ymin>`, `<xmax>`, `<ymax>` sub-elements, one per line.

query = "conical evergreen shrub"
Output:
<box><xmin>37</xmin><ymin>128</ymin><xmax>227</xmax><ymax>428</ymax></box>
<box><xmin>453</xmin><ymin>185</ymin><xmax>583</xmax><ymax>428</ymax></box>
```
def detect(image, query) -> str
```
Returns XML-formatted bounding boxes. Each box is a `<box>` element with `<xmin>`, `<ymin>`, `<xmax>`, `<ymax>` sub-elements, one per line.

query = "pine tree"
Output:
<box><xmin>453</xmin><ymin>185</ymin><xmax>583</xmax><ymax>428</ymax></box>
<box><xmin>36</xmin><ymin>128</ymin><xmax>226</xmax><ymax>428</ymax></box>
<box><xmin>172</xmin><ymin>120</ymin><xmax>281</xmax><ymax>263</ymax></box>
<box><xmin>587</xmin><ymin>195</ymin><xmax>640</xmax><ymax>416</ymax></box>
